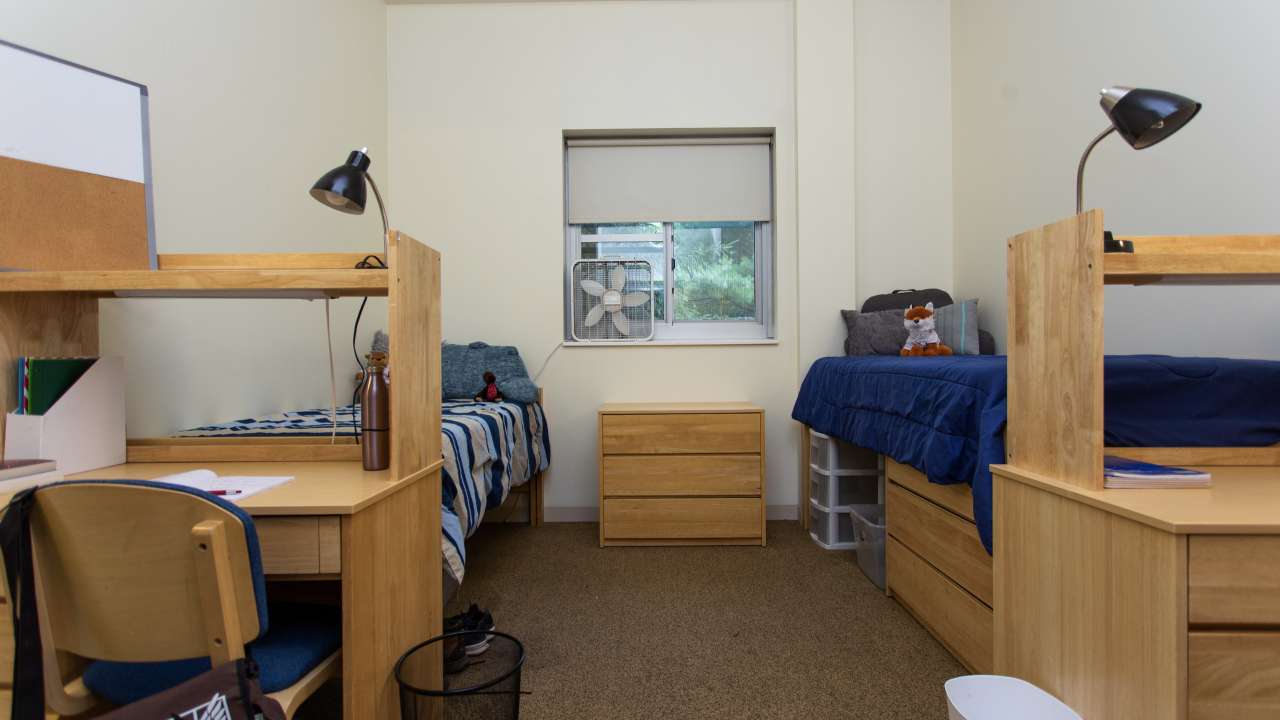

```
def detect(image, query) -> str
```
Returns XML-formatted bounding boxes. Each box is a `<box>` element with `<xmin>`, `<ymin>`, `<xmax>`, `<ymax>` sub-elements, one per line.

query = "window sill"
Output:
<box><xmin>564</xmin><ymin>339</ymin><xmax>779</xmax><ymax>348</ymax></box>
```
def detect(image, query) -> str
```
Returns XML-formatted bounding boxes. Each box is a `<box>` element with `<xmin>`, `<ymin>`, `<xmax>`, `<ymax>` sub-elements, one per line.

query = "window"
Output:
<box><xmin>565</xmin><ymin>135</ymin><xmax>774</xmax><ymax>342</ymax></box>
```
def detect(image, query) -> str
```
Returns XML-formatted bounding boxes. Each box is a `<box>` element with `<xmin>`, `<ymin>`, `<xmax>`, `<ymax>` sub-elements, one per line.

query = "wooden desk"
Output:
<box><xmin>0</xmin><ymin>234</ymin><xmax>443</xmax><ymax>720</ymax></box>
<box><xmin>56</xmin><ymin>460</ymin><xmax>445</xmax><ymax>720</ymax></box>
<box><xmin>994</xmin><ymin>463</ymin><xmax>1280</xmax><ymax>720</ymax></box>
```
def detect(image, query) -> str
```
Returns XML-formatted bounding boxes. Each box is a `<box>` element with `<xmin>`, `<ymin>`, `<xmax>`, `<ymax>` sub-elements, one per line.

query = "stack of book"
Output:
<box><xmin>1104</xmin><ymin>455</ymin><xmax>1212</xmax><ymax>489</ymax></box>
<box><xmin>0</xmin><ymin>459</ymin><xmax>61</xmax><ymax>492</ymax></box>
<box><xmin>15</xmin><ymin>357</ymin><xmax>96</xmax><ymax>415</ymax></box>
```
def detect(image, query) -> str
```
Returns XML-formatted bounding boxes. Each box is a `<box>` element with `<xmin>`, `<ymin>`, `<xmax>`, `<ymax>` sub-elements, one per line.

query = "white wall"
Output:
<box><xmin>388</xmin><ymin>0</ymin><xmax>829</xmax><ymax>517</ymax></box>
<box><xmin>796</xmin><ymin>0</ymin><xmax>858</xmax><ymax>367</ymax></box>
<box><xmin>953</xmin><ymin>0</ymin><xmax>1280</xmax><ymax>357</ymax></box>
<box><xmin>854</xmin><ymin>0</ymin><xmax>954</xmax><ymax>306</ymax></box>
<box><xmin>3</xmin><ymin>0</ymin><xmax>389</xmax><ymax>436</ymax></box>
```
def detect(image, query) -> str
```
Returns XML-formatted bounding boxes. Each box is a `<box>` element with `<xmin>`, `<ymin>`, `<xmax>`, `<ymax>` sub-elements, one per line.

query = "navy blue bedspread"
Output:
<box><xmin>792</xmin><ymin>355</ymin><xmax>1280</xmax><ymax>553</ymax></box>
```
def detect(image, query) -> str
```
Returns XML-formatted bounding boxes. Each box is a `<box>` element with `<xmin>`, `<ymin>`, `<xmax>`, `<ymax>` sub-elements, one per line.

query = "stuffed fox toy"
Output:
<box><xmin>900</xmin><ymin>303</ymin><xmax>954</xmax><ymax>357</ymax></box>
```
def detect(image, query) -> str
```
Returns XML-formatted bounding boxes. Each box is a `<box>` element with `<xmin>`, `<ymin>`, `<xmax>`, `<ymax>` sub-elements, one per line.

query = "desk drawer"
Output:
<box><xmin>602</xmin><ymin>455</ymin><xmax>761</xmax><ymax>496</ymax></box>
<box><xmin>602</xmin><ymin>498</ymin><xmax>761</xmax><ymax>541</ymax></box>
<box><xmin>601</xmin><ymin>413</ymin><xmax>761</xmax><ymax>455</ymax></box>
<box><xmin>256</xmin><ymin>517</ymin><xmax>341</xmax><ymax>575</ymax></box>
<box><xmin>1189</xmin><ymin>631</ymin><xmax>1280</xmax><ymax>720</ymax></box>
<box><xmin>1190</xmin><ymin>536</ymin><xmax>1280</xmax><ymax>626</ymax></box>
<box><xmin>886</xmin><ymin>482</ymin><xmax>992</xmax><ymax>606</ymax></box>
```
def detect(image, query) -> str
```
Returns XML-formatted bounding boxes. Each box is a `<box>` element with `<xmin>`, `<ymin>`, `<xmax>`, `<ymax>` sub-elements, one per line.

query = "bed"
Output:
<box><xmin>176</xmin><ymin>398</ymin><xmax>551</xmax><ymax>586</ymax></box>
<box><xmin>793</xmin><ymin>353</ymin><xmax>1280</xmax><ymax>670</ymax></box>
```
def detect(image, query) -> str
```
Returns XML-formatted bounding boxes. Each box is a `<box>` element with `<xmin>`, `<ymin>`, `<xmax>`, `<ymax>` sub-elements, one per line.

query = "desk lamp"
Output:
<box><xmin>1076</xmin><ymin>87</ymin><xmax>1200</xmax><ymax>252</ymax></box>
<box><xmin>310</xmin><ymin>148</ymin><xmax>390</xmax><ymax>257</ymax></box>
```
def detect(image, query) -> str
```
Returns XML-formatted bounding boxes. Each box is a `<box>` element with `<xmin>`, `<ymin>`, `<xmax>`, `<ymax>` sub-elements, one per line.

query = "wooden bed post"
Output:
<box><xmin>1005</xmin><ymin>210</ymin><xmax>1106</xmax><ymax>490</ymax></box>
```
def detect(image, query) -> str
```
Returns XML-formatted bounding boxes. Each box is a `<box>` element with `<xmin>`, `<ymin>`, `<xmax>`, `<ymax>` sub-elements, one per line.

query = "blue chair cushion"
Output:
<box><xmin>83</xmin><ymin>603</ymin><xmax>340</xmax><ymax>707</ymax></box>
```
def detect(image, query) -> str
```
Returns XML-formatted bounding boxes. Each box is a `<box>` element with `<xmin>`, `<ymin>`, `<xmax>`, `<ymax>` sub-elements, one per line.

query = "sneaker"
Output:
<box><xmin>445</xmin><ymin>604</ymin><xmax>496</xmax><ymax>656</ymax></box>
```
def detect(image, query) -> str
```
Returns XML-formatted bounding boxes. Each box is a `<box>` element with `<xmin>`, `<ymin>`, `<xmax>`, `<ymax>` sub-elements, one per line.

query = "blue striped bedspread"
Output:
<box><xmin>175</xmin><ymin>400</ymin><xmax>551</xmax><ymax>583</ymax></box>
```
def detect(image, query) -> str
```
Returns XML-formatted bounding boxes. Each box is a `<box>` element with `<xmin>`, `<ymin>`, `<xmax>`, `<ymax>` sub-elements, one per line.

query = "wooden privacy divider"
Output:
<box><xmin>1006</xmin><ymin>210</ymin><xmax>1105</xmax><ymax>490</ymax></box>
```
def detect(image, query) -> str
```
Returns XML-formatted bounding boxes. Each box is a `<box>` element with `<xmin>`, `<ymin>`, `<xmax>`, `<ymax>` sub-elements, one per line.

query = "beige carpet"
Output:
<box><xmin>445</xmin><ymin>520</ymin><xmax>963</xmax><ymax>719</ymax></box>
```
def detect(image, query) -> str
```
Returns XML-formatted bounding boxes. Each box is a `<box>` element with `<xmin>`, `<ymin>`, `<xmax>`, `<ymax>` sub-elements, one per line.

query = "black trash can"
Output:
<box><xmin>396</xmin><ymin>630</ymin><xmax>526</xmax><ymax>720</ymax></box>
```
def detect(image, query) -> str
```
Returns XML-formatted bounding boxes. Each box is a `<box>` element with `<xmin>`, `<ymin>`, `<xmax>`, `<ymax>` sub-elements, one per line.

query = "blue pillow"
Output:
<box><xmin>441</xmin><ymin>342</ymin><xmax>539</xmax><ymax>403</ymax></box>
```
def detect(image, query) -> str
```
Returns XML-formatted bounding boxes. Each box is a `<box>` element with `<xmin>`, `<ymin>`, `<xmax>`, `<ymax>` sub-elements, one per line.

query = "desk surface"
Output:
<box><xmin>63</xmin><ymin>460</ymin><xmax>442</xmax><ymax>515</ymax></box>
<box><xmin>994</xmin><ymin>463</ymin><xmax>1280</xmax><ymax>534</ymax></box>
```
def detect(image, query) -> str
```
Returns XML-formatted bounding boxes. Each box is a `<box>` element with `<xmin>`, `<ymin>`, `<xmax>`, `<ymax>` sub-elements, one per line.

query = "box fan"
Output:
<box><xmin>571</xmin><ymin>260</ymin><xmax>654</xmax><ymax>342</ymax></box>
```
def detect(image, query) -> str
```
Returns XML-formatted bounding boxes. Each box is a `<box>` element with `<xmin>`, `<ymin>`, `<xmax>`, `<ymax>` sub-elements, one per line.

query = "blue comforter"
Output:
<box><xmin>792</xmin><ymin>355</ymin><xmax>1280</xmax><ymax>553</ymax></box>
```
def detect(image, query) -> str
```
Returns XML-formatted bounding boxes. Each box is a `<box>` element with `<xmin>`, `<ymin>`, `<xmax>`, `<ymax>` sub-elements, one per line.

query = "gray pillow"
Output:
<box><xmin>441</xmin><ymin>341</ymin><xmax>540</xmax><ymax>403</ymax></box>
<box><xmin>842</xmin><ymin>309</ymin><xmax>907</xmax><ymax>355</ymax></box>
<box><xmin>842</xmin><ymin>300</ymin><xmax>981</xmax><ymax>356</ymax></box>
<box><xmin>934</xmin><ymin>299</ymin><xmax>981</xmax><ymax>355</ymax></box>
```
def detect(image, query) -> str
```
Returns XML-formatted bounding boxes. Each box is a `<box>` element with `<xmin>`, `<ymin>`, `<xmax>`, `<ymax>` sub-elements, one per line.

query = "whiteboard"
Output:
<box><xmin>0</xmin><ymin>38</ymin><xmax>155</xmax><ymax>262</ymax></box>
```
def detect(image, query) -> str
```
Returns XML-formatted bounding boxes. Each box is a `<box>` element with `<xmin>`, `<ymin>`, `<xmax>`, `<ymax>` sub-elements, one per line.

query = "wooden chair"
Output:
<box><xmin>26</xmin><ymin>481</ymin><xmax>339</xmax><ymax>718</ymax></box>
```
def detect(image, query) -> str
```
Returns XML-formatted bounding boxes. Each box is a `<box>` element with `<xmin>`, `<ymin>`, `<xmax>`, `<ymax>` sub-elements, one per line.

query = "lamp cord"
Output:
<box><xmin>350</xmin><ymin>255</ymin><xmax>389</xmax><ymax>442</ymax></box>
<box><xmin>324</xmin><ymin>298</ymin><xmax>338</xmax><ymax>444</ymax></box>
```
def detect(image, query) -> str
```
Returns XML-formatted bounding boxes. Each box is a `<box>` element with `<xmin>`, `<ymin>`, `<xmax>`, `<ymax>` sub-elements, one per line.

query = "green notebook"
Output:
<box><xmin>24</xmin><ymin>358</ymin><xmax>96</xmax><ymax>416</ymax></box>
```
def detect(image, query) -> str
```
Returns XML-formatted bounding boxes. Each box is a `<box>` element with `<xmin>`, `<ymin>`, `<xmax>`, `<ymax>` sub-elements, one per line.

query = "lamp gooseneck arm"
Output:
<box><xmin>365</xmin><ymin>172</ymin><xmax>390</xmax><ymax>258</ymax></box>
<box><xmin>1076</xmin><ymin>124</ymin><xmax>1117</xmax><ymax>215</ymax></box>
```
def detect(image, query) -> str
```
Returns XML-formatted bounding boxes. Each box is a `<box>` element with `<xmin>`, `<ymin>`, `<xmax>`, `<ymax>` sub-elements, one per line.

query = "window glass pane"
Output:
<box><xmin>579</xmin><ymin>223</ymin><xmax>664</xmax><ymax>320</ymax></box>
<box><xmin>673</xmin><ymin>221</ymin><xmax>756</xmax><ymax>321</ymax></box>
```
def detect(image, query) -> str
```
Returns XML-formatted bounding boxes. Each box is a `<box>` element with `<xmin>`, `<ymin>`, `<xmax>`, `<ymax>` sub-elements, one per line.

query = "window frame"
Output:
<box><xmin>564</xmin><ymin>221</ymin><xmax>774</xmax><ymax>342</ymax></box>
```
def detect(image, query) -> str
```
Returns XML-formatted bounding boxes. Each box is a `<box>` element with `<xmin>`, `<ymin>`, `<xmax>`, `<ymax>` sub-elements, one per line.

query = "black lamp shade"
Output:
<box><xmin>1100</xmin><ymin>87</ymin><xmax>1201</xmax><ymax>150</ymax></box>
<box><xmin>310</xmin><ymin>149</ymin><xmax>372</xmax><ymax>214</ymax></box>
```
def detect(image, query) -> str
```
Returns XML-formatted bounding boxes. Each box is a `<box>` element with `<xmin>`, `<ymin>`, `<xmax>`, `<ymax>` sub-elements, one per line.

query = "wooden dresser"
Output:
<box><xmin>598</xmin><ymin>402</ymin><xmax>765</xmax><ymax>547</ymax></box>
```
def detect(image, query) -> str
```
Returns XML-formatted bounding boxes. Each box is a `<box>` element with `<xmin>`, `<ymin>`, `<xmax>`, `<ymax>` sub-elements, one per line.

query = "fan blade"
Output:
<box><xmin>621</xmin><ymin>292</ymin><xmax>649</xmax><ymax>308</ymax></box>
<box><xmin>611</xmin><ymin>310</ymin><xmax>631</xmax><ymax>335</ymax></box>
<box><xmin>583</xmin><ymin>304</ymin><xmax>606</xmax><ymax>327</ymax></box>
<box><xmin>581</xmin><ymin>279</ymin><xmax>606</xmax><ymax>297</ymax></box>
<box><xmin>609</xmin><ymin>266</ymin><xmax>628</xmax><ymax>292</ymax></box>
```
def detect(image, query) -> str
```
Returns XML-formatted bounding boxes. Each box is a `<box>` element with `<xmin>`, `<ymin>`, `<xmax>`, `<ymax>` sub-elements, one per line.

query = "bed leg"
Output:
<box><xmin>800</xmin><ymin>424</ymin><xmax>810</xmax><ymax>531</ymax></box>
<box><xmin>530</xmin><ymin>471</ymin><xmax>544</xmax><ymax>527</ymax></box>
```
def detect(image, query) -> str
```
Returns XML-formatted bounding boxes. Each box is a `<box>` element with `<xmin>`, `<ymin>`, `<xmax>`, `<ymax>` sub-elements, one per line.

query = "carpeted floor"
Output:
<box><xmin>443</xmin><ymin>520</ymin><xmax>963</xmax><ymax>719</ymax></box>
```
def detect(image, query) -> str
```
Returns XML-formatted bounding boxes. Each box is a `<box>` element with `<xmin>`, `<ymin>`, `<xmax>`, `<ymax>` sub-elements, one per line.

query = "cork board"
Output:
<box><xmin>0</xmin><ymin>155</ymin><xmax>151</xmax><ymax>271</ymax></box>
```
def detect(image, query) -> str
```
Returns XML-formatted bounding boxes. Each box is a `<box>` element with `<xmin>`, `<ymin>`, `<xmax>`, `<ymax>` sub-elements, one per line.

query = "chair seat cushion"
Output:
<box><xmin>83</xmin><ymin>603</ymin><xmax>340</xmax><ymax>707</ymax></box>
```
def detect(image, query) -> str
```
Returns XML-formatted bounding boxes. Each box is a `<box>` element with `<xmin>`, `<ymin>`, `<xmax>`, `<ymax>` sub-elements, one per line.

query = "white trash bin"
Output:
<box><xmin>945</xmin><ymin>675</ymin><xmax>1081</xmax><ymax>720</ymax></box>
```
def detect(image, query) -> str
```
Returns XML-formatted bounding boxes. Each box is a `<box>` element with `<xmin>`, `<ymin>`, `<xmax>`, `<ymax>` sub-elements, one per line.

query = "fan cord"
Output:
<box><xmin>532</xmin><ymin>341</ymin><xmax>564</xmax><ymax>383</ymax></box>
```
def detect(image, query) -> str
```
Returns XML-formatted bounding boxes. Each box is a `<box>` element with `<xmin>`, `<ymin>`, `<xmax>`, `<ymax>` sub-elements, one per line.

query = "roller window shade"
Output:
<box><xmin>567</xmin><ymin>138</ymin><xmax>772</xmax><ymax>224</ymax></box>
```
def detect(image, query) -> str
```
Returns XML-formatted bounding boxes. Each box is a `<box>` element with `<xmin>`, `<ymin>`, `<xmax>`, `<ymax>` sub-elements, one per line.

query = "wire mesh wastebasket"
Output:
<box><xmin>396</xmin><ymin>630</ymin><xmax>526</xmax><ymax>720</ymax></box>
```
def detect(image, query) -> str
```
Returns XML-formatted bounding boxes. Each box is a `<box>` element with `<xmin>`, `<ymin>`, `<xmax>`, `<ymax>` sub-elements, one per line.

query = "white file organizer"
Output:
<box><xmin>4</xmin><ymin>357</ymin><xmax>126</xmax><ymax>475</ymax></box>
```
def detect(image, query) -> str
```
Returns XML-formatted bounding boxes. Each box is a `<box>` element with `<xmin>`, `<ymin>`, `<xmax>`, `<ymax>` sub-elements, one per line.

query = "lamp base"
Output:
<box><xmin>1103</xmin><ymin>230</ymin><xmax>1134</xmax><ymax>253</ymax></box>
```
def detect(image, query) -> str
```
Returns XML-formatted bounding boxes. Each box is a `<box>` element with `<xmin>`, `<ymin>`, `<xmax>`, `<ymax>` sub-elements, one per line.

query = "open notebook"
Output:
<box><xmin>153</xmin><ymin>469</ymin><xmax>293</xmax><ymax>503</ymax></box>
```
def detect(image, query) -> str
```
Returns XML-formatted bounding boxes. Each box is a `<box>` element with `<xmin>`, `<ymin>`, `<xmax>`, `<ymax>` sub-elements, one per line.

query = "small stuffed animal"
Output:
<box><xmin>475</xmin><ymin>371</ymin><xmax>503</xmax><ymax>402</ymax></box>
<box><xmin>900</xmin><ymin>303</ymin><xmax>954</xmax><ymax>357</ymax></box>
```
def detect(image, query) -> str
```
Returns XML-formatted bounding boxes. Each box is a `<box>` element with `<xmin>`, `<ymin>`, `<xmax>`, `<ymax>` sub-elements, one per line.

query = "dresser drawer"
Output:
<box><xmin>601</xmin><ymin>498</ymin><xmax>761</xmax><ymax>542</ymax></box>
<box><xmin>601</xmin><ymin>413</ymin><xmax>761</xmax><ymax>455</ymax></box>
<box><xmin>256</xmin><ymin>517</ymin><xmax>341</xmax><ymax>575</ymax></box>
<box><xmin>886</xmin><ymin>482</ymin><xmax>991</xmax><ymax>606</ymax></box>
<box><xmin>1189</xmin><ymin>631</ymin><xmax>1280</xmax><ymax>720</ymax></box>
<box><xmin>1189</xmin><ymin>536</ymin><xmax>1280</xmax><ymax>626</ymax></box>
<box><xmin>602</xmin><ymin>454</ymin><xmax>761</xmax><ymax>496</ymax></box>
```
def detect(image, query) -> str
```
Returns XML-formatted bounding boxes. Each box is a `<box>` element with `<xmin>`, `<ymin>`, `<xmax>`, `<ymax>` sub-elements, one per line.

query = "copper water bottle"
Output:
<box><xmin>361</xmin><ymin>351</ymin><xmax>390</xmax><ymax>470</ymax></box>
